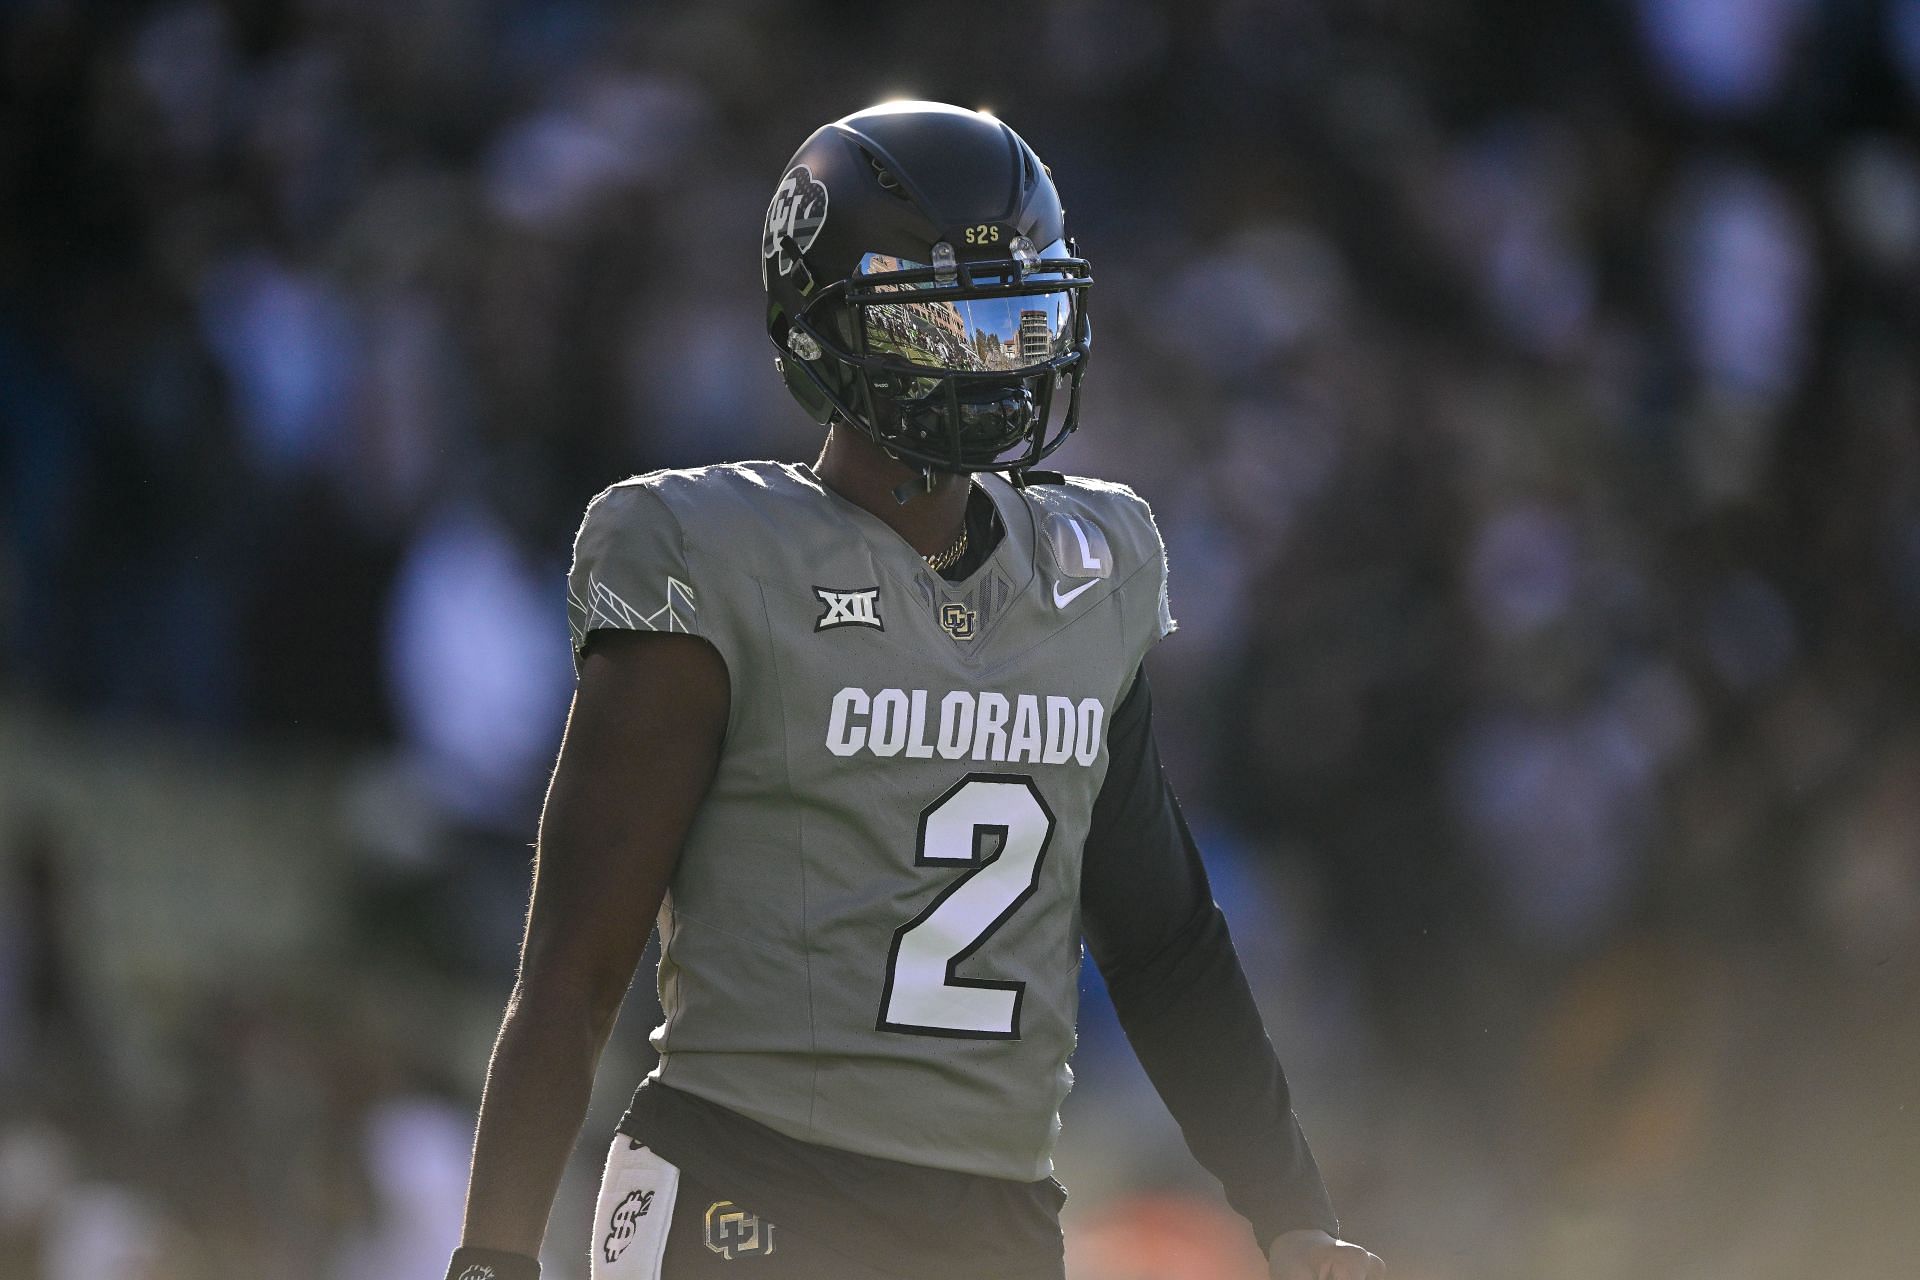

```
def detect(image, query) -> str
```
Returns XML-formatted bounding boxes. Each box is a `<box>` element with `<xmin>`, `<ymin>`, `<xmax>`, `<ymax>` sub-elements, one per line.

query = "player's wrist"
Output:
<box><xmin>1269</xmin><ymin>1227</ymin><xmax>1336</xmax><ymax>1252</ymax></box>
<box><xmin>447</xmin><ymin>1244</ymin><xmax>540</xmax><ymax>1280</ymax></box>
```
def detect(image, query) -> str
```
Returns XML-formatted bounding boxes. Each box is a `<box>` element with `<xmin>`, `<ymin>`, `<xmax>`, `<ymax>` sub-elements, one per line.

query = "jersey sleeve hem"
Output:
<box><xmin>566</xmin><ymin>480</ymin><xmax>707</xmax><ymax>664</ymax></box>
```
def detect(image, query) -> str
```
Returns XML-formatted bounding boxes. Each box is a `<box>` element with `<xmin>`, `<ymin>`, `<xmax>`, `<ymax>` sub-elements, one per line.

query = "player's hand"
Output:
<box><xmin>1267</xmin><ymin>1228</ymin><xmax>1385</xmax><ymax>1280</ymax></box>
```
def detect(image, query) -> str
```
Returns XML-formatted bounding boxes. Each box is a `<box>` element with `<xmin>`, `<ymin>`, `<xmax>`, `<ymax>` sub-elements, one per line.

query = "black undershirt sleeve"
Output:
<box><xmin>1080</xmin><ymin>666</ymin><xmax>1339</xmax><ymax>1249</ymax></box>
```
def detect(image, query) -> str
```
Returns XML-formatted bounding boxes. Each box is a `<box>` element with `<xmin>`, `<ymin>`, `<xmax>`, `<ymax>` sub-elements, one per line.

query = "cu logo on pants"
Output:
<box><xmin>705</xmin><ymin>1200</ymin><xmax>777</xmax><ymax>1260</ymax></box>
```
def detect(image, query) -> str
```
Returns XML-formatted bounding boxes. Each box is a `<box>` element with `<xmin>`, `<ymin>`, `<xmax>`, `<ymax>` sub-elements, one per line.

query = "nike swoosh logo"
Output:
<box><xmin>1052</xmin><ymin>579</ymin><xmax>1098</xmax><ymax>608</ymax></box>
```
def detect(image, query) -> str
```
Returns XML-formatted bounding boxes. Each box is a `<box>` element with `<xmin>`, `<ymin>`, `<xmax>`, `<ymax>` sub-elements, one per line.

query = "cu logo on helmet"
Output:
<box><xmin>603</xmin><ymin>1188</ymin><xmax>656</xmax><ymax>1264</ymax></box>
<box><xmin>763</xmin><ymin>164</ymin><xmax>829</xmax><ymax>280</ymax></box>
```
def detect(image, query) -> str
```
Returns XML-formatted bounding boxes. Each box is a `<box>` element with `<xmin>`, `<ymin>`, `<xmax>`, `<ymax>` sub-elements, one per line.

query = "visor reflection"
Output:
<box><xmin>854</xmin><ymin>242</ymin><xmax>1080</xmax><ymax>373</ymax></box>
<box><xmin>862</xmin><ymin>291</ymin><xmax>1073</xmax><ymax>372</ymax></box>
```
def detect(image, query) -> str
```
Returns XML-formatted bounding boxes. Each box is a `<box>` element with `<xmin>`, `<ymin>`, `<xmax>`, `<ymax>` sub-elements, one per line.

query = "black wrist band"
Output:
<box><xmin>447</xmin><ymin>1245</ymin><xmax>540</xmax><ymax>1280</ymax></box>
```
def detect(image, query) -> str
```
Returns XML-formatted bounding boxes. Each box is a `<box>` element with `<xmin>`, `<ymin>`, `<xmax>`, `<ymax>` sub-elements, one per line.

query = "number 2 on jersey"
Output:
<box><xmin>878</xmin><ymin>774</ymin><xmax>1056</xmax><ymax>1039</ymax></box>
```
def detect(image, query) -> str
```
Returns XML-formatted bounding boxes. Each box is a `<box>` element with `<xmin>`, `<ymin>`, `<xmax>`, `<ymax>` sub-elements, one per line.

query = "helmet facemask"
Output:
<box><xmin>779</xmin><ymin>235</ymin><xmax>1093</xmax><ymax>474</ymax></box>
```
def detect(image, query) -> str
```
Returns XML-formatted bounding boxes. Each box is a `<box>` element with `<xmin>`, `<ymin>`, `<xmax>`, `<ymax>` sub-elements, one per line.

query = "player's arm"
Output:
<box><xmin>455</xmin><ymin>630</ymin><xmax>729</xmax><ymax>1271</ymax></box>
<box><xmin>1080</xmin><ymin>667</ymin><xmax>1384</xmax><ymax>1280</ymax></box>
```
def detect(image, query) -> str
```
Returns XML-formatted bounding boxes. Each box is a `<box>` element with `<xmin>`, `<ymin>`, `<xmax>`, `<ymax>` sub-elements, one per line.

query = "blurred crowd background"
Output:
<box><xmin>3</xmin><ymin>0</ymin><xmax>1918</xmax><ymax>1277</ymax></box>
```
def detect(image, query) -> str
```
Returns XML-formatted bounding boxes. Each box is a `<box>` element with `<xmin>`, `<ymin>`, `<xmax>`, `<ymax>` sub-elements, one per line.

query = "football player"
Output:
<box><xmin>446</xmin><ymin>102</ymin><xmax>1385</xmax><ymax>1280</ymax></box>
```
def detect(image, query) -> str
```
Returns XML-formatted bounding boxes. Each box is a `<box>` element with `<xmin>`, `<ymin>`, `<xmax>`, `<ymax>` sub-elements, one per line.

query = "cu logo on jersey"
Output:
<box><xmin>815</xmin><ymin>585</ymin><xmax>883</xmax><ymax>631</ymax></box>
<box><xmin>939</xmin><ymin>601</ymin><xmax>975</xmax><ymax>640</ymax></box>
<box><xmin>762</xmin><ymin>164</ymin><xmax>829</xmax><ymax>282</ymax></box>
<box><xmin>705</xmin><ymin>1200</ymin><xmax>777</xmax><ymax>1260</ymax></box>
<box><xmin>456</xmin><ymin>1268</ymin><xmax>494</xmax><ymax>1280</ymax></box>
<box><xmin>602</xmin><ymin>1188</ymin><xmax>655</xmax><ymax>1264</ymax></box>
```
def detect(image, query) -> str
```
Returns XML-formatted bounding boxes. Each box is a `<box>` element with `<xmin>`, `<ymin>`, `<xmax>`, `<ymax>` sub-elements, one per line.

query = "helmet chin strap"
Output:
<box><xmin>833</xmin><ymin>416</ymin><xmax>936</xmax><ymax>504</ymax></box>
<box><xmin>884</xmin><ymin>385</ymin><xmax>1033</xmax><ymax>491</ymax></box>
<box><xmin>890</xmin><ymin>463</ymin><xmax>938</xmax><ymax>505</ymax></box>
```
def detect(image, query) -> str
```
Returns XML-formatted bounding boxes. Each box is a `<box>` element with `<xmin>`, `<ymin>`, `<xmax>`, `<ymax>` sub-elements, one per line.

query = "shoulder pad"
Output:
<box><xmin>1010</xmin><ymin>469</ymin><xmax>1067</xmax><ymax>488</ymax></box>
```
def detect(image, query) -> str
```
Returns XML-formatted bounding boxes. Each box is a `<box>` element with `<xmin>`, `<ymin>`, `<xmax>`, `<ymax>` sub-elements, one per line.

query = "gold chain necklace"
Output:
<box><xmin>924</xmin><ymin>523</ymin><xmax>969</xmax><ymax>573</ymax></box>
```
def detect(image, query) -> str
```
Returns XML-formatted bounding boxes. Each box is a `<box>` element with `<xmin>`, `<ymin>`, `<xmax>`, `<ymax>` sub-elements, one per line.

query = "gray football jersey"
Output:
<box><xmin>566</xmin><ymin>461</ymin><xmax>1173</xmax><ymax>1181</ymax></box>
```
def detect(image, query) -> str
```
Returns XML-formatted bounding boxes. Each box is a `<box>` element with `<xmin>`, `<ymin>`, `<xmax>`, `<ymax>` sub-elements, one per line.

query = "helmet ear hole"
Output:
<box><xmin>776</xmin><ymin>349</ymin><xmax>836</xmax><ymax>427</ymax></box>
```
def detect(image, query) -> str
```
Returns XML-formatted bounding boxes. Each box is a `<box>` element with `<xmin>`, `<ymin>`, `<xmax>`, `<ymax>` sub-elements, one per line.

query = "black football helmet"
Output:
<box><xmin>762</xmin><ymin>101</ymin><xmax>1093</xmax><ymax>475</ymax></box>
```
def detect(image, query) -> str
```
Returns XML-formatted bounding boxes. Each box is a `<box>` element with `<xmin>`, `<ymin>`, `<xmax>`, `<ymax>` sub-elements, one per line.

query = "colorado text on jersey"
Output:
<box><xmin>824</xmin><ymin>687</ymin><xmax>1104</xmax><ymax>765</ymax></box>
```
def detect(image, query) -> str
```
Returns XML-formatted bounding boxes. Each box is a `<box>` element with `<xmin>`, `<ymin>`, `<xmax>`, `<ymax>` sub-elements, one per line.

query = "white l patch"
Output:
<box><xmin>1044</xmin><ymin>513</ymin><xmax>1112</xmax><ymax>580</ymax></box>
<box><xmin>591</xmin><ymin>1138</ymin><xmax>679</xmax><ymax>1280</ymax></box>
